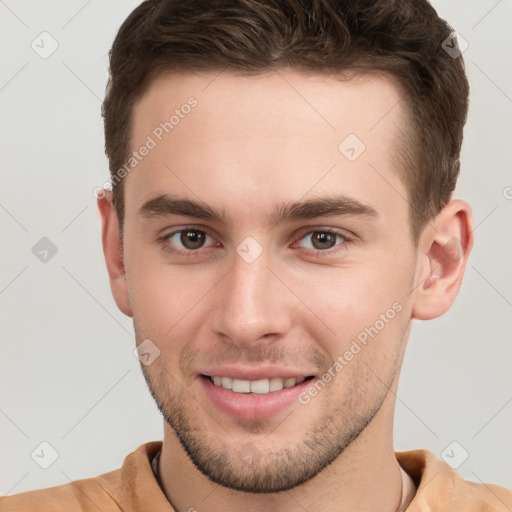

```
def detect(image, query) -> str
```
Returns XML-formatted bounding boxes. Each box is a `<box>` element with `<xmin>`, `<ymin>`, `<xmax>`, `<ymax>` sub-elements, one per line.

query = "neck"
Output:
<box><xmin>157</xmin><ymin>394</ymin><xmax>415</xmax><ymax>512</ymax></box>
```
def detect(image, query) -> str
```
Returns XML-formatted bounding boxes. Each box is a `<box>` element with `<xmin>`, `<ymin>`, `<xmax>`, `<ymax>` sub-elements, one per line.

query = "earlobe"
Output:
<box><xmin>97</xmin><ymin>190</ymin><xmax>133</xmax><ymax>318</ymax></box>
<box><xmin>412</xmin><ymin>200</ymin><xmax>473</xmax><ymax>320</ymax></box>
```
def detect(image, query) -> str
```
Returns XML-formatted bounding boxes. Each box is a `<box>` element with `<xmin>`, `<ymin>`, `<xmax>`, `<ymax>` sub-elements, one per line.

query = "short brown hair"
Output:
<box><xmin>102</xmin><ymin>0</ymin><xmax>469</xmax><ymax>242</ymax></box>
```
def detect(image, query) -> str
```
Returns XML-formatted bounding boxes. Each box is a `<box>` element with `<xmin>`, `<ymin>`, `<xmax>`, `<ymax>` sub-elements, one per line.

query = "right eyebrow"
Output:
<box><xmin>138</xmin><ymin>195</ymin><xmax>227</xmax><ymax>223</ymax></box>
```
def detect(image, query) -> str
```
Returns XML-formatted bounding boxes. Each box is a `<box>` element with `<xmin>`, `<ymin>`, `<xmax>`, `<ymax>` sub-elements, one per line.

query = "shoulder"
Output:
<box><xmin>396</xmin><ymin>448</ymin><xmax>512</xmax><ymax>511</ymax></box>
<box><xmin>0</xmin><ymin>470</ymin><xmax>122</xmax><ymax>512</ymax></box>
<box><xmin>0</xmin><ymin>441</ymin><xmax>163</xmax><ymax>512</ymax></box>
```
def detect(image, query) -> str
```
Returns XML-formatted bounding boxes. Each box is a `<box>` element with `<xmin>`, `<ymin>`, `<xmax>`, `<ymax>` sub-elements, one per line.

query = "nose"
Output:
<box><xmin>211</xmin><ymin>250</ymin><xmax>295</xmax><ymax>348</ymax></box>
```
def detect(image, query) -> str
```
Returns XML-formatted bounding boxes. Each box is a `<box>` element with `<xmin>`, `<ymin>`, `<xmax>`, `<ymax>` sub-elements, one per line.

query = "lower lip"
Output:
<box><xmin>200</xmin><ymin>375</ymin><xmax>314</xmax><ymax>421</ymax></box>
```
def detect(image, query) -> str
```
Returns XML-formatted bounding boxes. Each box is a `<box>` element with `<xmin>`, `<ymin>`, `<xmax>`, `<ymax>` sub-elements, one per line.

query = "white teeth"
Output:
<box><xmin>232</xmin><ymin>379</ymin><xmax>251</xmax><ymax>393</ymax></box>
<box><xmin>210</xmin><ymin>376</ymin><xmax>307</xmax><ymax>394</ymax></box>
<box><xmin>283</xmin><ymin>377</ymin><xmax>297</xmax><ymax>388</ymax></box>
<box><xmin>250</xmin><ymin>379</ymin><xmax>270</xmax><ymax>394</ymax></box>
<box><xmin>221</xmin><ymin>376</ymin><xmax>232</xmax><ymax>389</ymax></box>
<box><xmin>269</xmin><ymin>377</ymin><xmax>284</xmax><ymax>392</ymax></box>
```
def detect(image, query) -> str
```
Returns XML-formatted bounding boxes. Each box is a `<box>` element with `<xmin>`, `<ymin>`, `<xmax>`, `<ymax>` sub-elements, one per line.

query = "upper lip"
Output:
<box><xmin>199</xmin><ymin>365</ymin><xmax>315</xmax><ymax>381</ymax></box>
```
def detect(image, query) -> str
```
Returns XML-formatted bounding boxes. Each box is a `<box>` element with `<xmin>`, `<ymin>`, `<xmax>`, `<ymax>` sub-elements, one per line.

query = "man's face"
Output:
<box><xmin>122</xmin><ymin>69</ymin><xmax>419</xmax><ymax>492</ymax></box>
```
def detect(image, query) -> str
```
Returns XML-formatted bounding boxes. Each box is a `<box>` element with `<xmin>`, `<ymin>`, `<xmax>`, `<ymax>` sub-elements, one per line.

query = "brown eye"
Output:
<box><xmin>295</xmin><ymin>229</ymin><xmax>349</xmax><ymax>255</ymax></box>
<box><xmin>164</xmin><ymin>229</ymin><xmax>214</xmax><ymax>252</ymax></box>
<box><xmin>310</xmin><ymin>231</ymin><xmax>338</xmax><ymax>250</ymax></box>
<box><xmin>179</xmin><ymin>230</ymin><xmax>207</xmax><ymax>249</ymax></box>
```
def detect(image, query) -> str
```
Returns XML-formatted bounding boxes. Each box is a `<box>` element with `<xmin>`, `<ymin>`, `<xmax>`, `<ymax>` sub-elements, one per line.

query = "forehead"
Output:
<box><xmin>131</xmin><ymin>68</ymin><xmax>403</xmax><ymax>146</ymax></box>
<box><xmin>126</xmin><ymin>69</ymin><xmax>407</xmax><ymax>225</ymax></box>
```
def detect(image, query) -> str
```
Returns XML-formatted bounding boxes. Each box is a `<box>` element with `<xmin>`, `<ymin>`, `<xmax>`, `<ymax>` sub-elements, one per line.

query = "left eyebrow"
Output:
<box><xmin>269</xmin><ymin>195</ymin><xmax>380</xmax><ymax>227</ymax></box>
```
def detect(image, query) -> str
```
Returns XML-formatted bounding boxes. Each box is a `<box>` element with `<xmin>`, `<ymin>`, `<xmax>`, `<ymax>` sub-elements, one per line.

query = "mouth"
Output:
<box><xmin>203</xmin><ymin>374</ymin><xmax>316</xmax><ymax>394</ymax></box>
<box><xmin>199</xmin><ymin>374</ymin><xmax>317</xmax><ymax>421</ymax></box>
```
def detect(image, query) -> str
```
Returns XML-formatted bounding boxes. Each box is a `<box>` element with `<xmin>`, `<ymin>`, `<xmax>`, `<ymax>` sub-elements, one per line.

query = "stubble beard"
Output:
<box><xmin>140</xmin><ymin>361</ymin><xmax>395</xmax><ymax>494</ymax></box>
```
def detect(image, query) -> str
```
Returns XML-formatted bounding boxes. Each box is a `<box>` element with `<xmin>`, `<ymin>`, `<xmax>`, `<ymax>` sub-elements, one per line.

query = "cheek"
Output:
<box><xmin>288</xmin><ymin>254</ymin><xmax>413</xmax><ymax>357</ymax></box>
<box><xmin>301</xmin><ymin>263</ymin><xmax>410</xmax><ymax>319</ymax></box>
<box><xmin>125</xmin><ymin>247</ymin><xmax>210</xmax><ymax>339</ymax></box>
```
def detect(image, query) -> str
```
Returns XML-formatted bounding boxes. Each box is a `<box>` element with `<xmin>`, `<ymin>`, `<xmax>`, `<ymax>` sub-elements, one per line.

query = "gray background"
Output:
<box><xmin>1</xmin><ymin>0</ymin><xmax>511</xmax><ymax>495</ymax></box>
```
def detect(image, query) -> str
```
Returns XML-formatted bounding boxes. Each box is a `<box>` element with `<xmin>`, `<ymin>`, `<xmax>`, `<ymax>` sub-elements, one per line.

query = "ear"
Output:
<box><xmin>97</xmin><ymin>190</ymin><xmax>133</xmax><ymax>318</ymax></box>
<box><xmin>412</xmin><ymin>199</ymin><xmax>473</xmax><ymax>320</ymax></box>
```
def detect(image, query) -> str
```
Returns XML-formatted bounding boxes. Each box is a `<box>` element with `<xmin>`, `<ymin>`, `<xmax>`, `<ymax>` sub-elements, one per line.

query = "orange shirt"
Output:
<box><xmin>1</xmin><ymin>441</ymin><xmax>511</xmax><ymax>511</ymax></box>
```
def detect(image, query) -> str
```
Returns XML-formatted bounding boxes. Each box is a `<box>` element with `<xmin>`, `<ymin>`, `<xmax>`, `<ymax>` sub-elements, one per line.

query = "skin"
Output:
<box><xmin>98</xmin><ymin>69</ymin><xmax>473</xmax><ymax>512</ymax></box>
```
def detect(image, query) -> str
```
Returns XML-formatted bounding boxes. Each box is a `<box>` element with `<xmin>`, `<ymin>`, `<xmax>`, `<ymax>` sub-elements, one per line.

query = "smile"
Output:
<box><xmin>199</xmin><ymin>374</ymin><xmax>316</xmax><ymax>421</ymax></box>
<box><xmin>206</xmin><ymin>375</ymin><xmax>313</xmax><ymax>394</ymax></box>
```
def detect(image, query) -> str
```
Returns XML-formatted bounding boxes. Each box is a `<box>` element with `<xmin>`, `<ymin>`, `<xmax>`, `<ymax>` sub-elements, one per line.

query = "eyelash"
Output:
<box><xmin>157</xmin><ymin>226</ymin><xmax>353</xmax><ymax>258</ymax></box>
